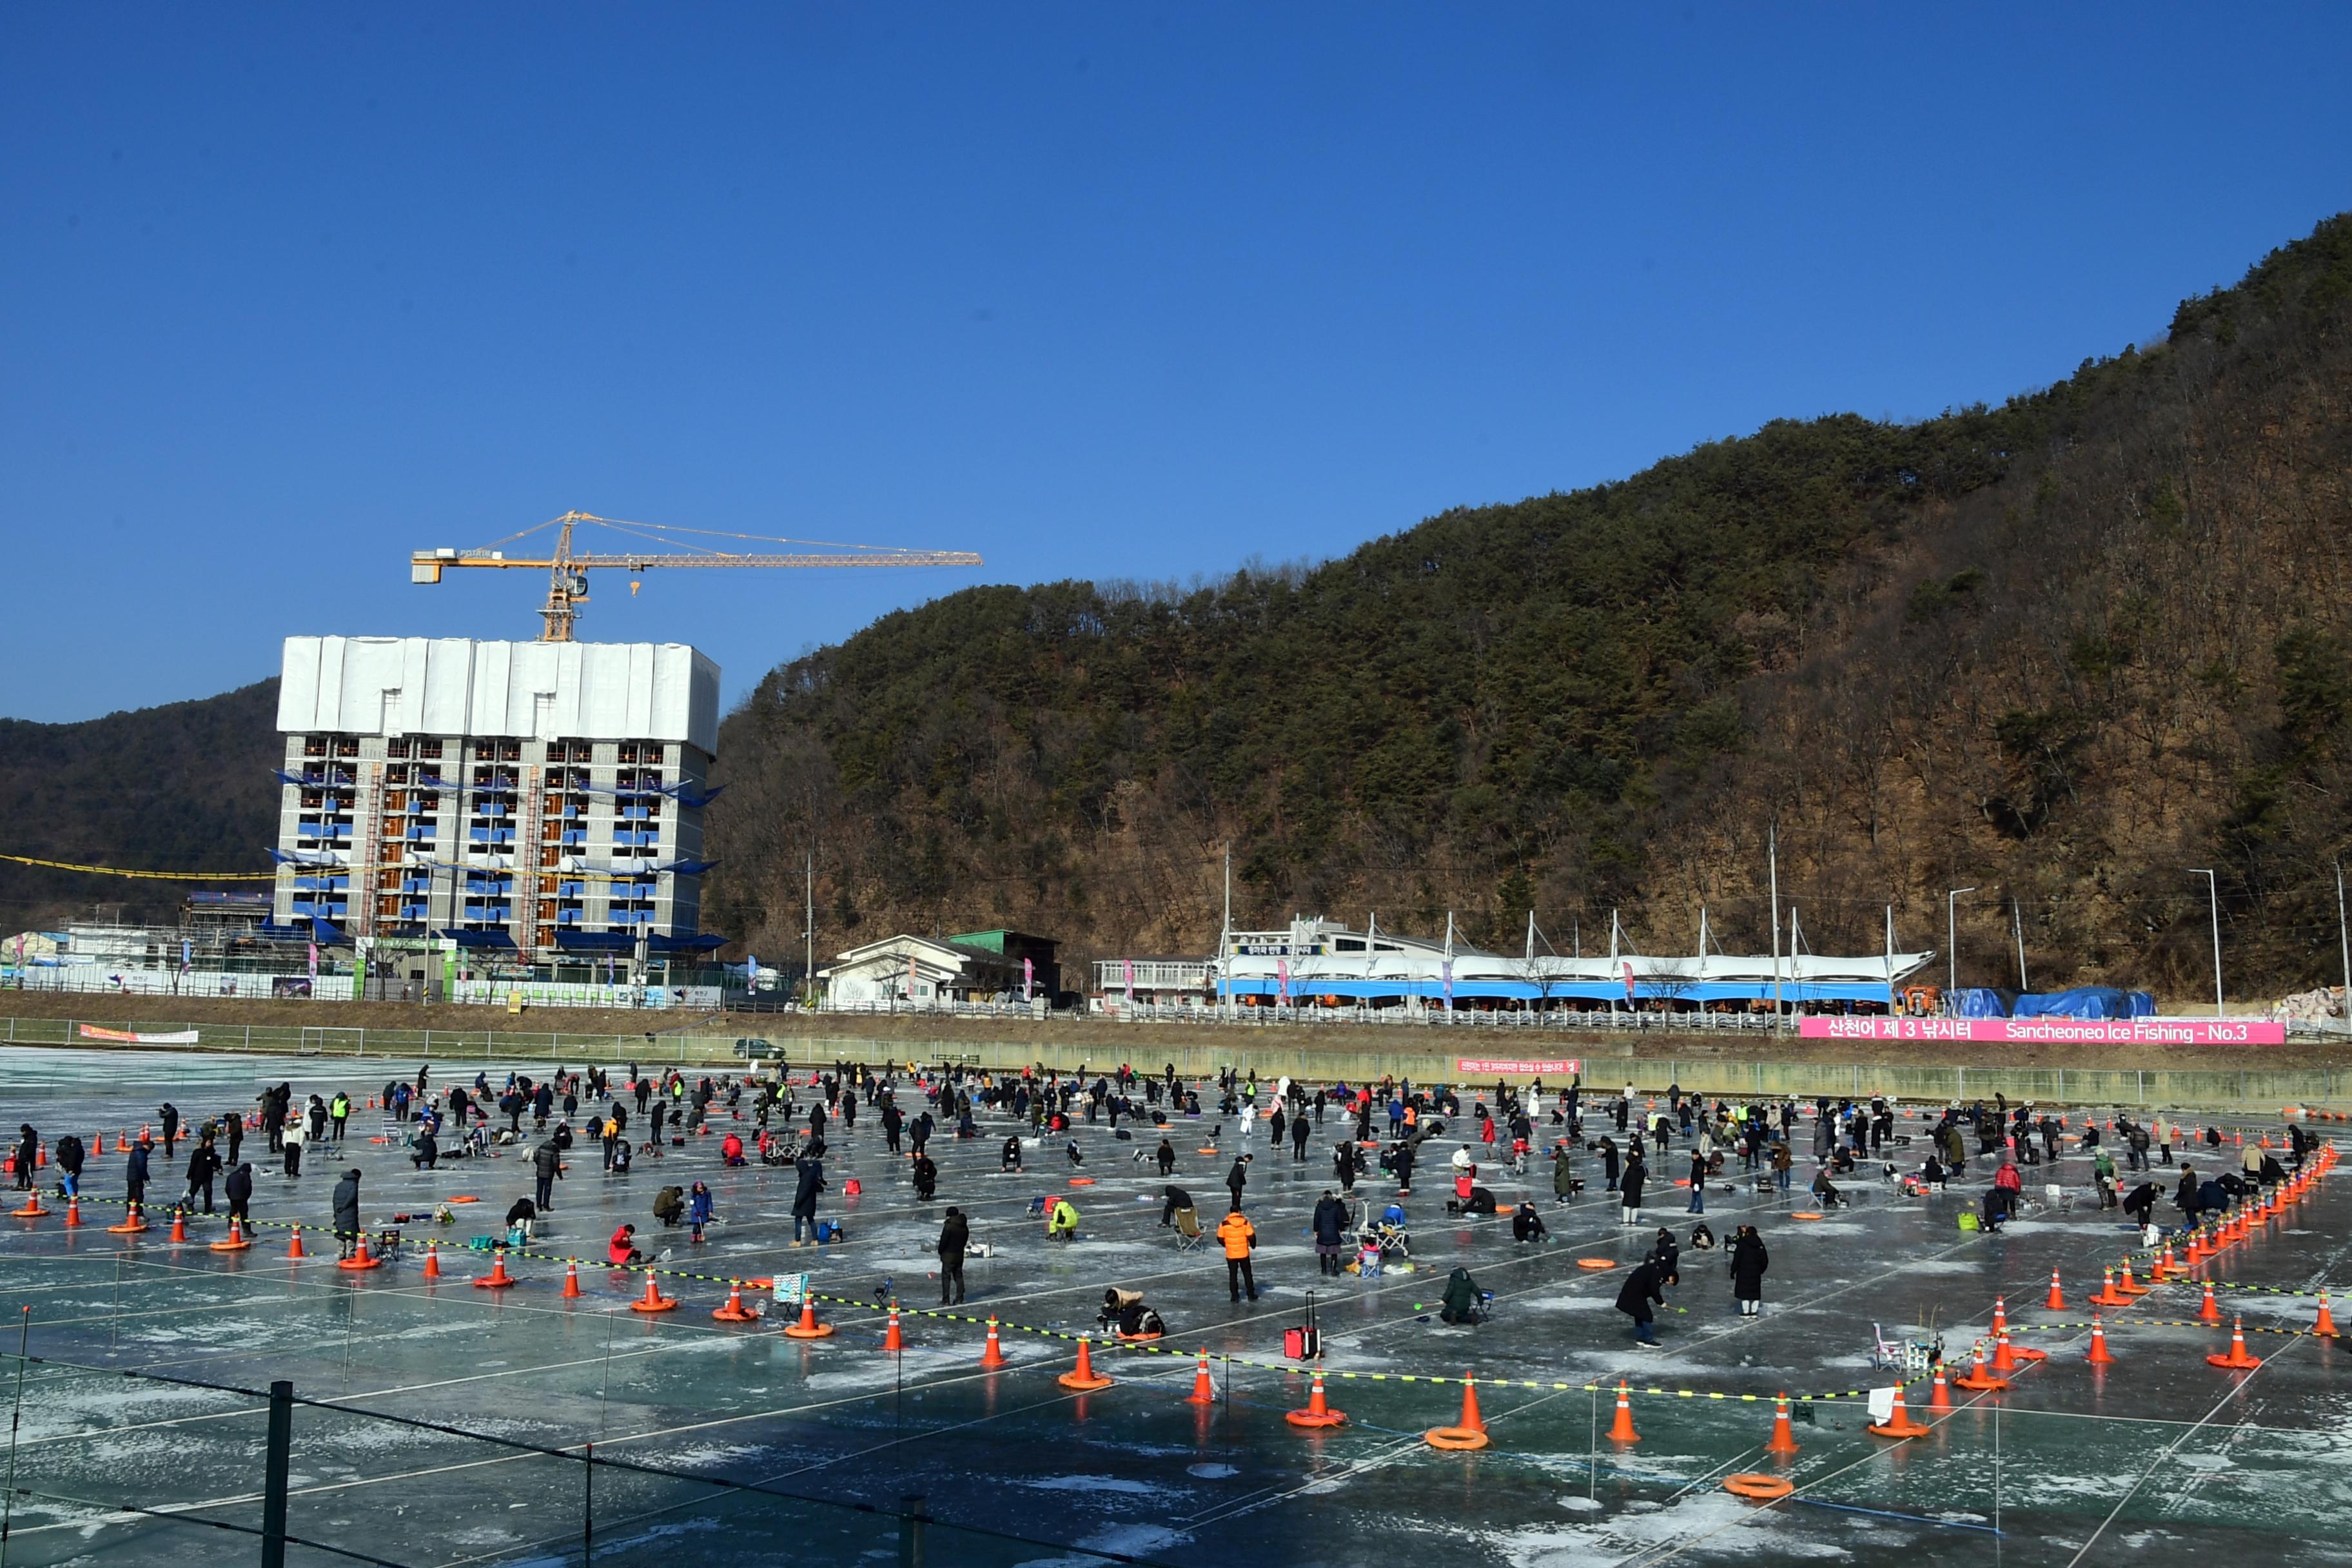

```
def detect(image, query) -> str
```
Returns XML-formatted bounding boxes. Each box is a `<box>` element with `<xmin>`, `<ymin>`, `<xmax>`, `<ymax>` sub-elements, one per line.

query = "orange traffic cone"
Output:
<box><xmin>1928</xmin><ymin>1363</ymin><xmax>1952</xmax><ymax>1409</ymax></box>
<box><xmin>2087</xmin><ymin>1313</ymin><xmax>2116</xmax><ymax>1365</ymax></box>
<box><xmin>1991</xmin><ymin>1295</ymin><xmax>2010</xmax><ymax>1336</ymax></box>
<box><xmin>475</xmin><ymin>1249</ymin><xmax>520</xmax><ymax>1289</ymax></box>
<box><xmin>62</xmin><ymin>1198</ymin><xmax>80</xmax><ymax>1229</ymax></box>
<box><xmin>420</xmin><ymin>1240</ymin><xmax>444</xmax><ymax>1279</ymax></box>
<box><xmin>712</xmin><ymin>1281</ymin><xmax>760</xmax><ymax>1323</ymax></box>
<box><xmin>782</xmin><ymin>1298</ymin><xmax>834</xmax><ymax>1338</ymax></box>
<box><xmin>2206</xmin><ymin>1317</ymin><xmax>2261</xmax><ymax>1370</ymax></box>
<box><xmin>92</xmin><ymin>1131</ymin><xmax>104</xmax><ymax>1159</ymax></box>
<box><xmin>628</xmin><ymin>1271</ymin><xmax>677</xmax><ymax>1313</ymax></box>
<box><xmin>1286</xmin><ymin>1366</ymin><xmax>1347</xmax><ymax>1428</ymax></box>
<box><xmin>2315</xmin><ymin>1291</ymin><xmax>2339</xmax><ymax>1338</ymax></box>
<box><xmin>1991</xmin><ymin>1328</ymin><xmax>2018</xmax><ymax>1373</ymax></box>
<box><xmin>1186</xmin><ymin>1349</ymin><xmax>1216</xmax><ymax>1405</ymax></box>
<box><xmin>1954</xmin><ymin>1343</ymin><xmax>2010</xmax><ymax>1392</ymax></box>
<box><xmin>880</xmin><ymin>1300</ymin><xmax>901</xmax><ymax>1349</ymax></box>
<box><xmin>105</xmin><ymin>1200</ymin><xmax>147</xmax><ymax>1235</ymax></box>
<box><xmin>1765</xmin><ymin>1392</ymin><xmax>1799</xmax><ymax>1455</ymax></box>
<box><xmin>2090</xmin><ymin>1268</ymin><xmax>2128</xmax><ymax>1307</ymax></box>
<box><xmin>168</xmin><ymin>1209</ymin><xmax>188</xmax><ymax>1243</ymax></box>
<box><xmin>286</xmin><ymin>1224</ymin><xmax>306</xmax><ymax>1259</ymax></box>
<box><xmin>11</xmin><ymin>1193</ymin><xmax>48</xmax><ymax>1218</ymax></box>
<box><xmin>1426</xmin><ymin>1376</ymin><xmax>1490</xmax><ymax>1451</ymax></box>
<box><xmin>2046</xmin><ymin>1270</ymin><xmax>2066</xmax><ymax>1311</ymax></box>
<box><xmin>2198</xmin><ymin>1280</ymin><xmax>2222</xmax><ymax>1324</ymax></box>
<box><xmin>1605</xmin><ymin>1379</ymin><xmax>1640</xmax><ymax>1443</ymax></box>
<box><xmin>338</xmin><ymin>1235</ymin><xmax>382</xmax><ymax>1271</ymax></box>
<box><xmin>981</xmin><ymin>1316</ymin><xmax>1007</xmax><ymax>1368</ymax></box>
<box><xmin>2117</xmin><ymin>1260</ymin><xmax>2148</xmax><ymax>1298</ymax></box>
<box><xmin>1867</xmin><ymin>1382</ymin><xmax>1930</xmax><ymax>1438</ymax></box>
<box><xmin>562</xmin><ymin>1260</ymin><xmax>582</xmax><ymax>1298</ymax></box>
<box><xmin>115</xmin><ymin>1133</ymin><xmax>129</xmax><ymax>1153</ymax></box>
<box><xmin>208</xmin><ymin>1219</ymin><xmax>252</xmax><ymax>1253</ymax></box>
<box><xmin>1057</xmin><ymin>1337</ymin><xmax>1114</xmax><ymax>1391</ymax></box>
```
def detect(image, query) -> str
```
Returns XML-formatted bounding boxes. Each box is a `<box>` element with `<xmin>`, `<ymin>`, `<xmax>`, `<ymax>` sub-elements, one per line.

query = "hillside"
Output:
<box><xmin>706</xmin><ymin>213</ymin><xmax>2352</xmax><ymax>1002</ymax></box>
<box><xmin>0</xmin><ymin>681</ymin><xmax>283</xmax><ymax>933</ymax></box>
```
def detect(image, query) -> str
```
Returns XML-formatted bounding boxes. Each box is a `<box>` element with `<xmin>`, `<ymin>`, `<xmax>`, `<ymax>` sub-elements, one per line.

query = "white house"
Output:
<box><xmin>818</xmin><ymin>934</ymin><xmax>1026</xmax><ymax>1007</ymax></box>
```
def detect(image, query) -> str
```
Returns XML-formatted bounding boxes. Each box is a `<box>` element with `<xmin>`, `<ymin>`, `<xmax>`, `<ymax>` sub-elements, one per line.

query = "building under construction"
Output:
<box><xmin>271</xmin><ymin>635</ymin><xmax>724</xmax><ymax>985</ymax></box>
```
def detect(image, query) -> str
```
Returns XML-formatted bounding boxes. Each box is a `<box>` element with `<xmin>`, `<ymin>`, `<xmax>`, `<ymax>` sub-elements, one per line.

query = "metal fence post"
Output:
<box><xmin>897</xmin><ymin>1494</ymin><xmax>928</xmax><ymax>1568</ymax></box>
<box><xmin>262</xmin><ymin>1379</ymin><xmax>293</xmax><ymax>1568</ymax></box>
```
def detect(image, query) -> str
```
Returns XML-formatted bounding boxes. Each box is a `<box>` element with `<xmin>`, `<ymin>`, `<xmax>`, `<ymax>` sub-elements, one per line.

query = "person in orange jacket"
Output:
<box><xmin>1217</xmin><ymin>1204</ymin><xmax>1258</xmax><ymax>1302</ymax></box>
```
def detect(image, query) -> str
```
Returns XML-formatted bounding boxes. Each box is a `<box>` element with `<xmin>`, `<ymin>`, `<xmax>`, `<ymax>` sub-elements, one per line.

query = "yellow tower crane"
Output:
<box><xmin>411</xmin><ymin>510</ymin><xmax>984</xmax><ymax>641</ymax></box>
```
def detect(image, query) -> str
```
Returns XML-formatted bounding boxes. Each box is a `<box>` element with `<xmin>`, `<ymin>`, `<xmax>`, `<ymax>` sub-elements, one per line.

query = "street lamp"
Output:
<box><xmin>2190</xmin><ymin>869</ymin><xmax>2223</xmax><ymax>1018</ymax></box>
<box><xmin>1946</xmin><ymin>887</ymin><xmax>1976</xmax><ymax>995</ymax></box>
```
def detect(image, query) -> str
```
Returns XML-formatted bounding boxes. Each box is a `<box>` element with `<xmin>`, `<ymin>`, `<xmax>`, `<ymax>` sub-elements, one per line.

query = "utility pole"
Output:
<box><xmin>1767</xmin><ymin>825</ymin><xmax>1782</xmax><ymax>1033</ymax></box>
<box><xmin>803</xmin><ymin>845</ymin><xmax>815</xmax><ymax>1005</ymax></box>
<box><xmin>2010</xmin><ymin>898</ymin><xmax>2028</xmax><ymax>991</ymax></box>
<box><xmin>2191</xmin><ymin>868</ymin><xmax>2223</xmax><ymax>1017</ymax></box>
<box><xmin>1220</xmin><ymin>842</ymin><xmax>1233</xmax><ymax>1019</ymax></box>
<box><xmin>1946</xmin><ymin>887</ymin><xmax>1975</xmax><ymax>995</ymax></box>
<box><xmin>2338</xmin><ymin>862</ymin><xmax>2351</xmax><ymax>1039</ymax></box>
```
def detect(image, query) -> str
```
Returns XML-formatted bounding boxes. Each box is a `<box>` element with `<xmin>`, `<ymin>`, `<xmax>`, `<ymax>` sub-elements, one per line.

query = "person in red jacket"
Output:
<box><xmin>609</xmin><ymin>1223</ymin><xmax>647</xmax><ymax>1265</ymax></box>
<box><xmin>721</xmin><ymin>1131</ymin><xmax>746</xmax><ymax>1167</ymax></box>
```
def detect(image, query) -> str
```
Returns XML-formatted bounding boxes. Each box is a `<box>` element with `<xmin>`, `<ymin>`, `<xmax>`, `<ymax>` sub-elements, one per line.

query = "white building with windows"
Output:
<box><xmin>270</xmin><ymin>636</ymin><xmax>723</xmax><ymax>975</ymax></box>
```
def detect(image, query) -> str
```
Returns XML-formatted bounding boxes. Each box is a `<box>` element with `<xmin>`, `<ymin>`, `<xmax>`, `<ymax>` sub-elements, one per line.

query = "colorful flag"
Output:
<box><xmin>1622</xmin><ymin>960</ymin><xmax>1637</xmax><ymax>1003</ymax></box>
<box><xmin>1023</xmin><ymin>956</ymin><xmax>1034</xmax><ymax>1001</ymax></box>
<box><xmin>1277</xmin><ymin>957</ymin><xmax>1291</xmax><ymax>1005</ymax></box>
<box><xmin>1442</xmin><ymin>957</ymin><xmax>1454</xmax><ymax>1009</ymax></box>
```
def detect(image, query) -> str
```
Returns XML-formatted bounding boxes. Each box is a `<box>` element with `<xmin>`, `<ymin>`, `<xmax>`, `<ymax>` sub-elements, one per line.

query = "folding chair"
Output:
<box><xmin>1172</xmin><ymin>1207</ymin><xmax>1205</xmax><ymax>1251</ymax></box>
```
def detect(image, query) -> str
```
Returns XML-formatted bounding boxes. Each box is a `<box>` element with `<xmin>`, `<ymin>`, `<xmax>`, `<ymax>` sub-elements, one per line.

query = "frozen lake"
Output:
<box><xmin>0</xmin><ymin>1047</ymin><xmax>2343</xmax><ymax>1566</ymax></box>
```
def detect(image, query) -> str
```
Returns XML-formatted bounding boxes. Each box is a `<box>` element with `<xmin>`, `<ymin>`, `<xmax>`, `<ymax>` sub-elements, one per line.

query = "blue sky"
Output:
<box><xmin>4</xmin><ymin>5</ymin><xmax>2347</xmax><ymax>723</ymax></box>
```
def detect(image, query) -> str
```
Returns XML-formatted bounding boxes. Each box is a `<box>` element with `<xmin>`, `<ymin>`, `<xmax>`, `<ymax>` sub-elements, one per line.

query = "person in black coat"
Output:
<box><xmin>1616</xmin><ymin>1259</ymin><xmax>1665</xmax><ymax>1346</ymax></box>
<box><xmin>332</xmin><ymin>1168</ymin><xmax>362</xmax><ymax>1259</ymax></box>
<box><xmin>11</xmin><ymin>1126</ymin><xmax>35</xmax><ymax>1191</ymax></box>
<box><xmin>158</xmin><ymin>1103</ymin><xmax>181</xmax><ymax>1159</ymax></box>
<box><xmin>412</xmin><ymin>1128</ymin><xmax>439</xmax><ymax>1171</ymax></box>
<box><xmin>182</xmin><ymin>1141</ymin><xmax>220</xmax><ymax>1213</ymax></box>
<box><xmin>912</xmin><ymin>1153</ymin><xmax>939</xmax><ymax>1200</ymax></box>
<box><xmin>1619</xmin><ymin>1149</ymin><xmax>1647</xmax><ymax>1225</ymax></box>
<box><xmin>224</xmin><ymin>1162</ymin><xmax>254</xmax><ymax>1229</ymax></box>
<box><xmin>52</xmin><ymin>1133</ymin><xmax>83</xmax><ymax>1199</ymax></box>
<box><xmin>791</xmin><ymin>1155</ymin><xmax>825</xmax><ymax>1244</ymax></box>
<box><xmin>1312</xmin><ymin>1190</ymin><xmax>1349</xmax><ymax>1275</ymax></box>
<box><xmin>126</xmin><ymin>1138</ymin><xmax>152</xmax><ymax>1211</ymax></box>
<box><xmin>1225</xmin><ymin>1154</ymin><xmax>1252</xmax><ymax>1208</ymax></box>
<box><xmin>937</xmin><ymin>1206</ymin><xmax>970</xmax><ymax>1304</ymax></box>
<box><xmin>1648</xmin><ymin>1227</ymin><xmax>1680</xmax><ymax>1288</ymax></box>
<box><xmin>1729</xmin><ymin>1224</ymin><xmax>1769</xmax><ymax>1317</ymax></box>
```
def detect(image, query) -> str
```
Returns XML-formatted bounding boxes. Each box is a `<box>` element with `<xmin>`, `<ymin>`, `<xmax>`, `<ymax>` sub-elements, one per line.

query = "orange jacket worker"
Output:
<box><xmin>1217</xmin><ymin>1206</ymin><xmax>1259</xmax><ymax>1303</ymax></box>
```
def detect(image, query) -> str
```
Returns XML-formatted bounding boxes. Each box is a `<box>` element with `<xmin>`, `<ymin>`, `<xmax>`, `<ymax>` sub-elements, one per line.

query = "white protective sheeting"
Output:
<box><xmin>278</xmin><ymin>636</ymin><xmax>720</xmax><ymax>752</ymax></box>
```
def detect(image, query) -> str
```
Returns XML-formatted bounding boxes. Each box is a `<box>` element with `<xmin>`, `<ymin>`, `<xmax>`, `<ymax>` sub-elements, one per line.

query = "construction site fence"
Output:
<box><xmin>2</xmin><ymin>1012</ymin><xmax>2349</xmax><ymax>1110</ymax></box>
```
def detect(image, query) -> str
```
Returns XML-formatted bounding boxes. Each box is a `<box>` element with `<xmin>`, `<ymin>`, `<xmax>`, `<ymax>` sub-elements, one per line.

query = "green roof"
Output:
<box><xmin>947</xmin><ymin>928</ymin><xmax>1054</xmax><ymax>955</ymax></box>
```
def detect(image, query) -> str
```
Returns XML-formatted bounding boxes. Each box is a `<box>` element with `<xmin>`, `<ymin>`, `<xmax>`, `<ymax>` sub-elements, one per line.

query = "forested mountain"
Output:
<box><xmin>0</xmin><ymin>681</ymin><xmax>283</xmax><ymax>933</ymax></box>
<box><xmin>707</xmin><ymin>213</ymin><xmax>2352</xmax><ymax>1001</ymax></box>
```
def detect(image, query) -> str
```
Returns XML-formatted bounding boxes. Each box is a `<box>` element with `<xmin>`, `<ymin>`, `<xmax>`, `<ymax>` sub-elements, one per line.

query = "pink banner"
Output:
<box><xmin>1457</xmin><ymin>1057</ymin><xmax>1583</xmax><ymax>1077</ymax></box>
<box><xmin>1798</xmin><ymin>1017</ymin><xmax>2286</xmax><ymax>1046</ymax></box>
